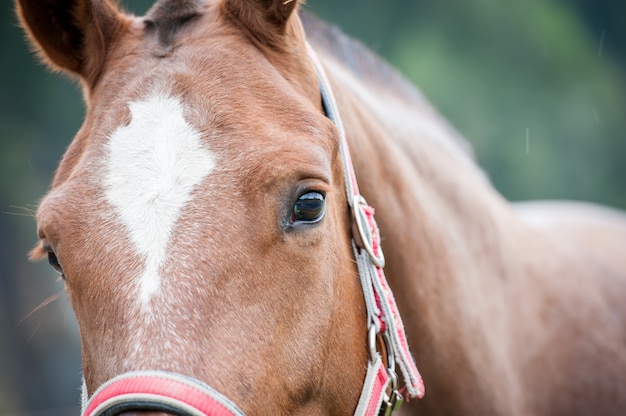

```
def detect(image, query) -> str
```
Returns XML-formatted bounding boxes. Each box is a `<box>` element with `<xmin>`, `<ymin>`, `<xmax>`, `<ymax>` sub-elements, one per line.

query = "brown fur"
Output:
<box><xmin>222</xmin><ymin>0</ymin><xmax>299</xmax><ymax>47</ymax></box>
<box><xmin>15</xmin><ymin>0</ymin><xmax>124</xmax><ymax>87</ymax></box>
<box><xmin>17</xmin><ymin>0</ymin><xmax>626</xmax><ymax>415</ymax></box>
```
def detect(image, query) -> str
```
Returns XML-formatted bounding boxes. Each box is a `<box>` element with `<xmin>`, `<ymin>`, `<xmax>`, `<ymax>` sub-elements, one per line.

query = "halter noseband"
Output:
<box><xmin>82</xmin><ymin>371</ymin><xmax>245</xmax><ymax>416</ymax></box>
<box><xmin>81</xmin><ymin>43</ymin><xmax>423</xmax><ymax>416</ymax></box>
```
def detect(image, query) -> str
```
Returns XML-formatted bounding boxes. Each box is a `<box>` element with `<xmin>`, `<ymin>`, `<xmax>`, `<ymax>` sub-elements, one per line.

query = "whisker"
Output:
<box><xmin>20</xmin><ymin>289</ymin><xmax>64</xmax><ymax>325</ymax></box>
<box><xmin>2</xmin><ymin>205</ymin><xmax>37</xmax><ymax>218</ymax></box>
<box><xmin>24</xmin><ymin>319</ymin><xmax>42</xmax><ymax>348</ymax></box>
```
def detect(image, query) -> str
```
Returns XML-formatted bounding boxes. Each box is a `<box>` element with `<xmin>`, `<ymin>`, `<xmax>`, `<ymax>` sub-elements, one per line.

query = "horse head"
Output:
<box><xmin>18</xmin><ymin>0</ymin><xmax>377</xmax><ymax>413</ymax></box>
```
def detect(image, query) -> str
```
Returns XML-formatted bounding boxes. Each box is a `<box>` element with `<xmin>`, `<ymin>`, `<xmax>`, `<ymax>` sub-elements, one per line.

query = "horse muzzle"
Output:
<box><xmin>82</xmin><ymin>370</ymin><xmax>245</xmax><ymax>416</ymax></box>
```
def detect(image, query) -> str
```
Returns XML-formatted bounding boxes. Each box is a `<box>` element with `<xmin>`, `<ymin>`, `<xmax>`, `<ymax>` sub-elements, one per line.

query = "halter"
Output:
<box><xmin>81</xmin><ymin>43</ymin><xmax>423</xmax><ymax>416</ymax></box>
<box><xmin>306</xmin><ymin>43</ymin><xmax>424</xmax><ymax>415</ymax></box>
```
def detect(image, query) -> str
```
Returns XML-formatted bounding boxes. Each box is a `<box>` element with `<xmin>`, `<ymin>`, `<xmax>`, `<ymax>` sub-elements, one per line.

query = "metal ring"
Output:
<box><xmin>381</xmin><ymin>332</ymin><xmax>396</xmax><ymax>376</ymax></box>
<box><xmin>367</xmin><ymin>325</ymin><xmax>378</xmax><ymax>363</ymax></box>
<box><xmin>352</xmin><ymin>195</ymin><xmax>386</xmax><ymax>268</ymax></box>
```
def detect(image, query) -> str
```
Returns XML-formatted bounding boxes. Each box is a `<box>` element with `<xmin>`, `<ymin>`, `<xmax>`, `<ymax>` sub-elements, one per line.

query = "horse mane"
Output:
<box><xmin>300</xmin><ymin>10</ymin><xmax>475</xmax><ymax>158</ymax></box>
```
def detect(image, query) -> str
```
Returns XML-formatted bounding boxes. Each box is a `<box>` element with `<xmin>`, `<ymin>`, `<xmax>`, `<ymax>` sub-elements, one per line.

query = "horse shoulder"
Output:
<box><xmin>512</xmin><ymin>200</ymin><xmax>626</xmax><ymax>414</ymax></box>
<box><xmin>514</xmin><ymin>200</ymin><xmax>626</xmax><ymax>273</ymax></box>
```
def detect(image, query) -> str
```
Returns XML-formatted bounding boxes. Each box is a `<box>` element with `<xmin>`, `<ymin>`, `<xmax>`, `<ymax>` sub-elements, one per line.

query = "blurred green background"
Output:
<box><xmin>1</xmin><ymin>0</ymin><xmax>624</xmax><ymax>414</ymax></box>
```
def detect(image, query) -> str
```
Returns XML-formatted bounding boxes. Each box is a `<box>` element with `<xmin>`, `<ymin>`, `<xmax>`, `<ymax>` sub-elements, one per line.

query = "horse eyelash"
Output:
<box><xmin>29</xmin><ymin>242</ymin><xmax>47</xmax><ymax>262</ymax></box>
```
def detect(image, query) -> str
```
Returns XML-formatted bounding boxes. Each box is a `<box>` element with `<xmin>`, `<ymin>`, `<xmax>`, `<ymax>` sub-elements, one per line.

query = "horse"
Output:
<box><xmin>16</xmin><ymin>0</ymin><xmax>626</xmax><ymax>415</ymax></box>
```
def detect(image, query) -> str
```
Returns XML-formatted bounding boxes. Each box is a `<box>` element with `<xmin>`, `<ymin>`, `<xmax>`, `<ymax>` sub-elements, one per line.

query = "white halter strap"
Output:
<box><xmin>306</xmin><ymin>42</ymin><xmax>424</xmax><ymax>415</ymax></box>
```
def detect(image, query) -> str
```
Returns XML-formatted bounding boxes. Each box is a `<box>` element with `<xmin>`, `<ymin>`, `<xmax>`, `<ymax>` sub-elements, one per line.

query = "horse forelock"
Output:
<box><xmin>142</xmin><ymin>0</ymin><xmax>206</xmax><ymax>51</ymax></box>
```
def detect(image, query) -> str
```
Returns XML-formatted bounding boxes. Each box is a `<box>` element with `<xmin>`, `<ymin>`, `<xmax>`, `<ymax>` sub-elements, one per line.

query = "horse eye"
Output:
<box><xmin>292</xmin><ymin>191</ymin><xmax>326</xmax><ymax>224</ymax></box>
<box><xmin>46</xmin><ymin>249</ymin><xmax>65</xmax><ymax>277</ymax></box>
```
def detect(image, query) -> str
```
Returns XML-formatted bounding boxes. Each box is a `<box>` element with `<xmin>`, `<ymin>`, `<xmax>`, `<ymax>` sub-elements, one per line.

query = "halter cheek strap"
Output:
<box><xmin>306</xmin><ymin>43</ymin><xmax>424</xmax><ymax>414</ymax></box>
<box><xmin>81</xmin><ymin>43</ymin><xmax>423</xmax><ymax>416</ymax></box>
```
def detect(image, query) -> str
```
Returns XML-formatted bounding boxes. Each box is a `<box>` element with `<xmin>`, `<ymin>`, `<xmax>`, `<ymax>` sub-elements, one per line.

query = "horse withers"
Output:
<box><xmin>16</xmin><ymin>0</ymin><xmax>626</xmax><ymax>415</ymax></box>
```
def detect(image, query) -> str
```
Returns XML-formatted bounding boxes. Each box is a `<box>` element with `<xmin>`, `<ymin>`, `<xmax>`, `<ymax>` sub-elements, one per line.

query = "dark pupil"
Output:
<box><xmin>47</xmin><ymin>251</ymin><xmax>63</xmax><ymax>274</ymax></box>
<box><xmin>294</xmin><ymin>192</ymin><xmax>325</xmax><ymax>222</ymax></box>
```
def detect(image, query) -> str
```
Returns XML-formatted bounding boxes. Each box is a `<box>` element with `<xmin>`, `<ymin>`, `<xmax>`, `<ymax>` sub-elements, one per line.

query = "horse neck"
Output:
<box><xmin>322</xmin><ymin>54</ymin><xmax>530</xmax><ymax>412</ymax></box>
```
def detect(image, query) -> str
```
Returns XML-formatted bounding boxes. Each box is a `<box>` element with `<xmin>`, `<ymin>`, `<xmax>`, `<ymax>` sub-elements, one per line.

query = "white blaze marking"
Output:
<box><xmin>104</xmin><ymin>93</ymin><xmax>215</xmax><ymax>305</ymax></box>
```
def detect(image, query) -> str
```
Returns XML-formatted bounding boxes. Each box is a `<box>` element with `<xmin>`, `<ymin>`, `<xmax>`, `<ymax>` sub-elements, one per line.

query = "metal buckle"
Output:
<box><xmin>352</xmin><ymin>195</ymin><xmax>386</xmax><ymax>268</ymax></box>
<box><xmin>379</xmin><ymin>365</ymin><xmax>403</xmax><ymax>416</ymax></box>
<box><xmin>380</xmin><ymin>388</ymin><xmax>404</xmax><ymax>416</ymax></box>
<box><xmin>367</xmin><ymin>326</ymin><xmax>404</xmax><ymax>416</ymax></box>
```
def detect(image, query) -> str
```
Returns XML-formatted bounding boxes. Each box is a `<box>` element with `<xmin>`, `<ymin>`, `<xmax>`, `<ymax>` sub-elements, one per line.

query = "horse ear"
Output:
<box><xmin>222</xmin><ymin>0</ymin><xmax>301</xmax><ymax>47</ymax></box>
<box><xmin>15</xmin><ymin>0</ymin><xmax>122</xmax><ymax>83</ymax></box>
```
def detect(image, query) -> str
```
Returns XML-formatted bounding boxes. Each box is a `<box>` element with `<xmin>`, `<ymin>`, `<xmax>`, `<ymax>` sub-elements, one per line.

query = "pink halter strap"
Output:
<box><xmin>82</xmin><ymin>371</ymin><xmax>244</xmax><ymax>416</ymax></box>
<box><xmin>306</xmin><ymin>43</ymin><xmax>424</xmax><ymax>415</ymax></box>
